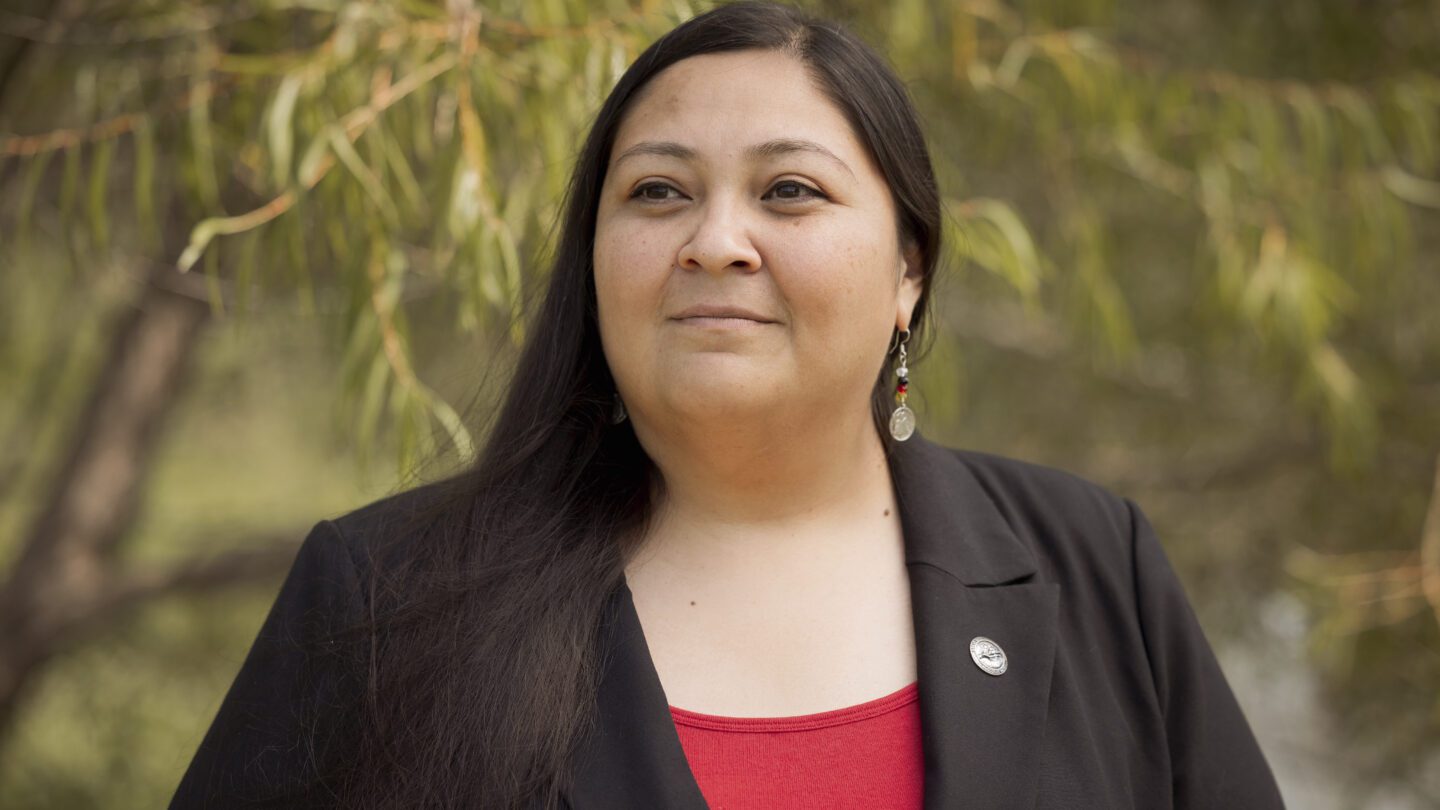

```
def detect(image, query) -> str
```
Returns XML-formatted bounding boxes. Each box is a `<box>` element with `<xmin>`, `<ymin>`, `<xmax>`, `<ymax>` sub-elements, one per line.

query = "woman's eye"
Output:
<box><xmin>765</xmin><ymin>180</ymin><xmax>826</xmax><ymax>202</ymax></box>
<box><xmin>631</xmin><ymin>182</ymin><xmax>684</xmax><ymax>202</ymax></box>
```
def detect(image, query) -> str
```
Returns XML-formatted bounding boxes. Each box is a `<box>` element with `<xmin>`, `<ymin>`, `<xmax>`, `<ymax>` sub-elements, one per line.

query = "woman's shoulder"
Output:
<box><xmin>921</xmin><ymin>441</ymin><xmax>1145</xmax><ymax>581</ymax></box>
<box><xmin>944</xmin><ymin>444</ymin><xmax>1136</xmax><ymax>534</ymax></box>
<box><xmin>298</xmin><ymin>475</ymin><xmax>475</xmax><ymax>576</ymax></box>
<box><xmin>327</xmin><ymin>476</ymin><xmax>459</xmax><ymax>537</ymax></box>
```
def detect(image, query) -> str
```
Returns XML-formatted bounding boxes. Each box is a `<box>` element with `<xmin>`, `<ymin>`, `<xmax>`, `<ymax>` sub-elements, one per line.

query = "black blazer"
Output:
<box><xmin>171</xmin><ymin>432</ymin><xmax>1286</xmax><ymax>809</ymax></box>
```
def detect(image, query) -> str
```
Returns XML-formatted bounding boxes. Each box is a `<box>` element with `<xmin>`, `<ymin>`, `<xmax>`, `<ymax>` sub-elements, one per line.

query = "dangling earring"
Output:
<box><xmin>889</xmin><ymin>329</ymin><xmax>916</xmax><ymax>441</ymax></box>
<box><xmin>610</xmin><ymin>391</ymin><xmax>628</xmax><ymax>425</ymax></box>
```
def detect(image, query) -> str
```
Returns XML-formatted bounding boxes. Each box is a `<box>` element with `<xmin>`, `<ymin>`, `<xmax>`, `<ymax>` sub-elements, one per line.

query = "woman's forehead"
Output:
<box><xmin>609</xmin><ymin>50</ymin><xmax>866</xmax><ymax>170</ymax></box>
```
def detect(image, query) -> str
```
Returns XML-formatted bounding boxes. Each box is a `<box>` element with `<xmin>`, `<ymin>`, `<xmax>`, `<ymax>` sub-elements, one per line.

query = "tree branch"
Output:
<box><xmin>85</xmin><ymin>534</ymin><xmax>303</xmax><ymax>632</ymax></box>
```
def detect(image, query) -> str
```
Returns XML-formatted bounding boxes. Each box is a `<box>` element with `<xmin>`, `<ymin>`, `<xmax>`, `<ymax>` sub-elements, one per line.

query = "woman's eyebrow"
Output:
<box><xmin>612</xmin><ymin>138</ymin><xmax>855</xmax><ymax>180</ymax></box>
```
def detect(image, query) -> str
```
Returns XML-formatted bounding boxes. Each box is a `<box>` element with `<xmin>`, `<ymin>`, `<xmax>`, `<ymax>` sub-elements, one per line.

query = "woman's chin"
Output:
<box><xmin>653</xmin><ymin>369</ymin><xmax>781</xmax><ymax>422</ymax></box>
<box><xmin>661</xmin><ymin>353</ymin><xmax>778</xmax><ymax>389</ymax></box>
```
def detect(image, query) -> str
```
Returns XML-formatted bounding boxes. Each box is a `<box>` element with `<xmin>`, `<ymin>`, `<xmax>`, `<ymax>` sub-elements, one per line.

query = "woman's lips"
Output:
<box><xmin>674</xmin><ymin>315</ymin><xmax>775</xmax><ymax>329</ymax></box>
<box><xmin>671</xmin><ymin>304</ymin><xmax>777</xmax><ymax>322</ymax></box>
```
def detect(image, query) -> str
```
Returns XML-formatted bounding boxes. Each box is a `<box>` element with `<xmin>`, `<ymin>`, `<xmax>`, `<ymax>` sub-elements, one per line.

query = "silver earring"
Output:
<box><xmin>889</xmin><ymin>329</ymin><xmax>915</xmax><ymax>441</ymax></box>
<box><xmin>610</xmin><ymin>392</ymin><xmax>628</xmax><ymax>425</ymax></box>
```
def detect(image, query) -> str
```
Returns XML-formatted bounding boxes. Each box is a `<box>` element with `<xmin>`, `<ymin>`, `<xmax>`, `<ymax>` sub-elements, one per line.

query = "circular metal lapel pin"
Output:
<box><xmin>969</xmin><ymin>636</ymin><xmax>1008</xmax><ymax>676</ymax></box>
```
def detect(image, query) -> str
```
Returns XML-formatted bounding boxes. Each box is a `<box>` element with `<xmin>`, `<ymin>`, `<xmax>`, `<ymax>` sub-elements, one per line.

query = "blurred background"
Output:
<box><xmin>1</xmin><ymin>0</ymin><xmax>1437</xmax><ymax>807</ymax></box>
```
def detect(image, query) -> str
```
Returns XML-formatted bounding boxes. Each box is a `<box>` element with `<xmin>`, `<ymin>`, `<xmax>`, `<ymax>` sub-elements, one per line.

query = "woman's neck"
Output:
<box><xmin>627</xmin><ymin>405</ymin><xmax>901</xmax><ymax>571</ymax></box>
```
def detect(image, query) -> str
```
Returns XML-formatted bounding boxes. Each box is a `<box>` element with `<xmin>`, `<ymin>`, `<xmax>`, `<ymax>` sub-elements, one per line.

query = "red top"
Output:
<box><xmin>668</xmin><ymin>681</ymin><xmax>925</xmax><ymax>810</ymax></box>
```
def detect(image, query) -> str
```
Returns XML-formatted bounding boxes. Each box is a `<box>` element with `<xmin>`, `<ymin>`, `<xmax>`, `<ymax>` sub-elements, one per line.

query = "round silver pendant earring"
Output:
<box><xmin>889</xmin><ymin>329</ymin><xmax>915</xmax><ymax>441</ymax></box>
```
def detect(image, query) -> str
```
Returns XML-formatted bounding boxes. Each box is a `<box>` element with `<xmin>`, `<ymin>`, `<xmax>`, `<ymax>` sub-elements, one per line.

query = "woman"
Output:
<box><xmin>171</xmin><ymin>2</ymin><xmax>1286</xmax><ymax>808</ymax></box>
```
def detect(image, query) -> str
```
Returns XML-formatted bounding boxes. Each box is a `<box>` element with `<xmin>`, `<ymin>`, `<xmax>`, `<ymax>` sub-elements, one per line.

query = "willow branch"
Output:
<box><xmin>174</xmin><ymin>51</ymin><xmax>457</xmax><ymax>272</ymax></box>
<box><xmin>0</xmin><ymin>75</ymin><xmax>227</xmax><ymax>157</ymax></box>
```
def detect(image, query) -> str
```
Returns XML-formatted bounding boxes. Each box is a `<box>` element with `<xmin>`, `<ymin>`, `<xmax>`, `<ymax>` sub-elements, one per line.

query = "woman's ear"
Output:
<box><xmin>895</xmin><ymin>244</ymin><xmax>924</xmax><ymax>332</ymax></box>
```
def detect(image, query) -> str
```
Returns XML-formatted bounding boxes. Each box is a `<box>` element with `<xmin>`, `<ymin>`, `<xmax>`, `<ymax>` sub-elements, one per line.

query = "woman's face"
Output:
<box><xmin>594</xmin><ymin>49</ymin><xmax>923</xmax><ymax>438</ymax></box>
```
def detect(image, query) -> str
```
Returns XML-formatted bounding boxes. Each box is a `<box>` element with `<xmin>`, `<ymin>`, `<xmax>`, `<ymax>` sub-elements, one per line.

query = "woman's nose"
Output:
<box><xmin>675</xmin><ymin>197</ymin><xmax>762</xmax><ymax>275</ymax></box>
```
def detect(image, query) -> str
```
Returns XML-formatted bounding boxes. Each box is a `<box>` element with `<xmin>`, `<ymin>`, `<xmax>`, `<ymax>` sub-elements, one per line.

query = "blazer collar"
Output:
<box><xmin>886</xmin><ymin>428</ymin><xmax>1038</xmax><ymax>585</ymax></box>
<box><xmin>565</xmin><ymin>430</ymin><xmax>1059</xmax><ymax>809</ymax></box>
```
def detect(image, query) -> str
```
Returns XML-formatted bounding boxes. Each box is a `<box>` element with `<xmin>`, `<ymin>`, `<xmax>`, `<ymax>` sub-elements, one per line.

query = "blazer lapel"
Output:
<box><xmin>566</xmin><ymin>431</ymin><xmax>1058</xmax><ymax>810</ymax></box>
<box><xmin>890</xmin><ymin>431</ymin><xmax>1059</xmax><ymax>810</ymax></box>
<box><xmin>565</xmin><ymin>580</ymin><xmax>709</xmax><ymax>809</ymax></box>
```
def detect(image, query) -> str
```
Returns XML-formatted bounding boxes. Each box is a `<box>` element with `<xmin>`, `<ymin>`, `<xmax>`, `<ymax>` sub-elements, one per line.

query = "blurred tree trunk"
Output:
<box><xmin>0</xmin><ymin>257</ymin><xmax>209</xmax><ymax>746</ymax></box>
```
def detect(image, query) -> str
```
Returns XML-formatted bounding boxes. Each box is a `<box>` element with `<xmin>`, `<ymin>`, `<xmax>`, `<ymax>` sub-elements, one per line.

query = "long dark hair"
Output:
<box><xmin>338</xmin><ymin>3</ymin><xmax>942</xmax><ymax>807</ymax></box>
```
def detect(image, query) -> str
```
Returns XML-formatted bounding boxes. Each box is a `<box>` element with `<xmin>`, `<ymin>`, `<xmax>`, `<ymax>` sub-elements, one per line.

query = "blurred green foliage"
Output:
<box><xmin>1</xmin><ymin>0</ymin><xmax>1437</xmax><ymax>806</ymax></box>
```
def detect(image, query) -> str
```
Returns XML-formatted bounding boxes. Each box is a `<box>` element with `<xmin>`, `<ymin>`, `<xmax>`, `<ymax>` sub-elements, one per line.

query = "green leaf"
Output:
<box><xmin>1381</xmin><ymin>165</ymin><xmax>1440</xmax><ymax>208</ymax></box>
<box><xmin>268</xmin><ymin>72</ymin><xmax>305</xmax><ymax>189</ymax></box>
<box><xmin>189</xmin><ymin>78</ymin><xmax>221</xmax><ymax>211</ymax></box>
<box><xmin>1288</xmin><ymin>86</ymin><xmax>1333</xmax><ymax>177</ymax></box>
<box><xmin>1243</xmin><ymin>93</ymin><xmax>1284</xmax><ymax>179</ymax></box>
<box><xmin>357</xmin><ymin>351</ymin><xmax>390</xmax><ymax>451</ymax></box>
<box><xmin>951</xmin><ymin>198</ymin><xmax>1044</xmax><ymax>301</ymax></box>
<box><xmin>448</xmin><ymin>162</ymin><xmax>484</xmax><ymax>237</ymax></box>
<box><xmin>379</xmin><ymin>125</ymin><xmax>428</xmax><ymax>218</ymax></box>
<box><xmin>15</xmin><ymin>149</ymin><xmax>55</xmax><ymax>247</ymax></box>
<box><xmin>339</xmin><ymin>312</ymin><xmax>381</xmax><ymax>385</ymax></box>
<box><xmin>132</xmin><ymin>115</ymin><xmax>159</xmax><ymax>251</ymax></box>
<box><xmin>477</xmin><ymin>229</ymin><xmax>506</xmax><ymax>309</ymax></box>
<box><xmin>86</xmin><ymin>138</ymin><xmax>114</xmax><ymax>253</ymax></box>
<box><xmin>298</xmin><ymin>123</ymin><xmax>335</xmax><ymax>186</ymax></box>
<box><xmin>235</xmin><ymin>229</ymin><xmax>260</xmax><ymax>316</ymax></box>
<box><xmin>1331</xmin><ymin>87</ymin><xmax>1391</xmax><ymax>165</ymax></box>
<box><xmin>1392</xmin><ymin>82</ymin><xmax>1437</xmax><ymax>174</ymax></box>
<box><xmin>59</xmin><ymin>144</ymin><xmax>81</xmax><ymax>224</ymax></box>
<box><xmin>203</xmin><ymin>248</ymin><xmax>225</xmax><ymax>317</ymax></box>
<box><xmin>995</xmin><ymin>39</ymin><xmax>1033</xmax><ymax>89</ymax></box>
<box><xmin>328</xmin><ymin>127</ymin><xmax>400</xmax><ymax>226</ymax></box>
<box><xmin>496</xmin><ymin>221</ymin><xmax>523</xmax><ymax>312</ymax></box>
<box><xmin>175</xmin><ymin>219</ymin><xmax>222</xmax><ymax>273</ymax></box>
<box><xmin>425</xmin><ymin>390</ymin><xmax>475</xmax><ymax>462</ymax></box>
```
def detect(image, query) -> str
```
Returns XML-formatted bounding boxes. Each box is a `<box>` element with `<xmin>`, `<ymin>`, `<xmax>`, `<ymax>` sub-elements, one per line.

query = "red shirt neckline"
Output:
<box><xmin>668</xmin><ymin>680</ymin><xmax>920</xmax><ymax>733</ymax></box>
